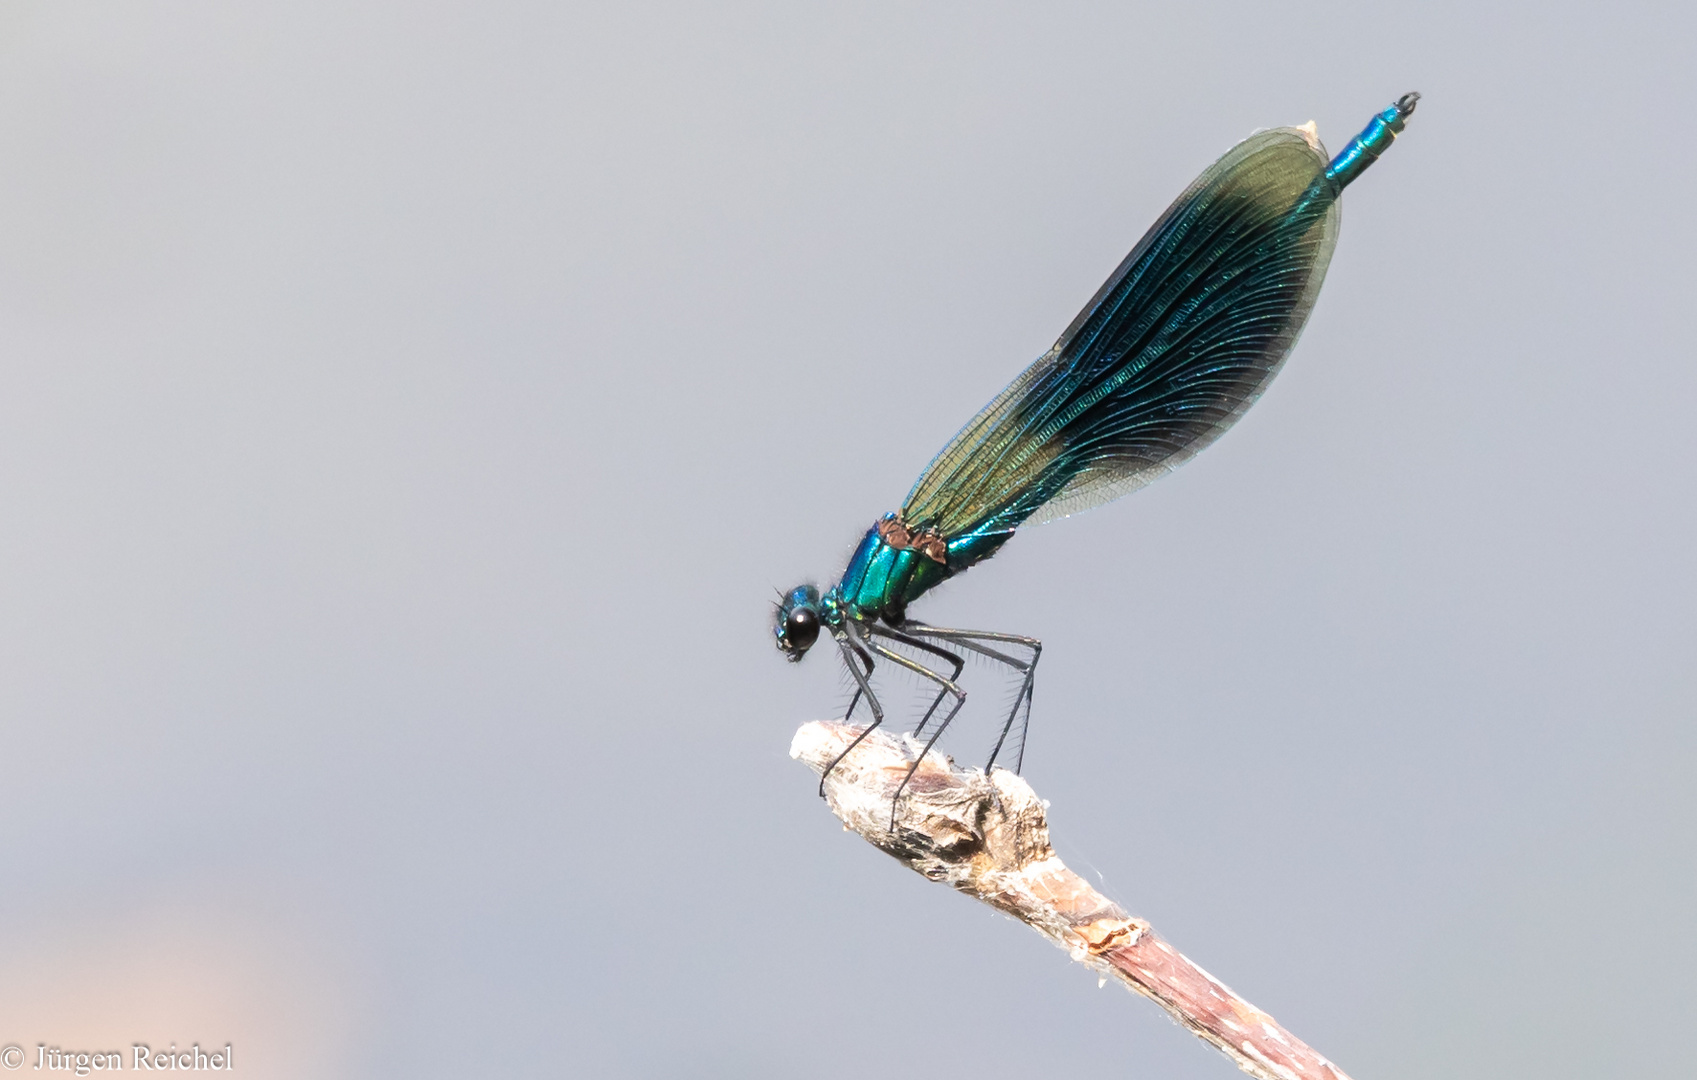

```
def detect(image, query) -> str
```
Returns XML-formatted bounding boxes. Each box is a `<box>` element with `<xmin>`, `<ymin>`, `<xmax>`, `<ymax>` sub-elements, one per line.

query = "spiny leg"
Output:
<box><xmin>861</xmin><ymin>624</ymin><xmax>964</xmax><ymax>738</ymax></box>
<box><xmin>821</xmin><ymin>633</ymin><xmax>883</xmax><ymax>796</ymax></box>
<box><xmin>903</xmin><ymin>623</ymin><xmax>1042</xmax><ymax>774</ymax></box>
<box><xmin>859</xmin><ymin>633</ymin><xmax>967</xmax><ymax>830</ymax></box>
<box><xmin>964</xmin><ymin>634</ymin><xmax>1039</xmax><ymax>774</ymax></box>
<box><xmin>842</xmin><ymin>640</ymin><xmax>875</xmax><ymax>722</ymax></box>
<box><xmin>993</xmin><ymin>644</ymin><xmax>1039</xmax><ymax>774</ymax></box>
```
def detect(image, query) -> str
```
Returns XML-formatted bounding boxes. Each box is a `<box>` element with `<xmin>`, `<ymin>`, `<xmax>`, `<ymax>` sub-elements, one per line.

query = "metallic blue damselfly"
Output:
<box><xmin>776</xmin><ymin>94</ymin><xmax>1420</xmax><ymax>807</ymax></box>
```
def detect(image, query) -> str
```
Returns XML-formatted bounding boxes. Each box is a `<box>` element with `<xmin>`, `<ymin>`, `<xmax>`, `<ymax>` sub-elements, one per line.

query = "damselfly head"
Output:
<box><xmin>774</xmin><ymin>584</ymin><xmax>822</xmax><ymax>661</ymax></box>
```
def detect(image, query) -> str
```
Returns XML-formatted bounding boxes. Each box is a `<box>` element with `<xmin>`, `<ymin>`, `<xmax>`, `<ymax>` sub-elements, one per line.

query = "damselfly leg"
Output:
<box><xmin>858</xmin><ymin>623</ymin><xmax>970</xmax><ymax>829</ymax></box>
<box><xmin>843</xmin><ymin>626</ymin><xmax>963</xmax><ymax>729</ymax></box>
<box><xmin>903</xmin><ymin>623</ymin><xmax>1042</xmax><ymax>774</ymax></box>
<box><xmin>821</xmin><ymin>631</ymin><xmax>883</xmax><ymax>797</ymax></box>
<box><xmin>864</xmin><ymin>625</ymin><xmax>964</xmax><ymax>735</ymax></box>
<box><xmin>842</xmin><ymin>640</ymin><xmax>875</xmax><ymax>724</ymax></box>
<box><xmin>823</xmin><ymin>620</ymin><xmax>1033</xmax><ymax>829</ymax></box>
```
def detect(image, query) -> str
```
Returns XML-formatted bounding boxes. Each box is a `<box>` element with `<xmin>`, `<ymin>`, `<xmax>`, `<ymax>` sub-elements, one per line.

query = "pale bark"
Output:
<box><xmin>791</xmin><ymin>720</ymin><xmax>1355</xmax><ymax>1080</ymax></box>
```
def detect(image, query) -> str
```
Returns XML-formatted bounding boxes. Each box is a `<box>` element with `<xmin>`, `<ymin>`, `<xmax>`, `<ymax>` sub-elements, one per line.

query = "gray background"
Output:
<box><xmin>0</xmin><ymin>2</ymin><xmax>1691</xmax><ymax>1077</ymax></box>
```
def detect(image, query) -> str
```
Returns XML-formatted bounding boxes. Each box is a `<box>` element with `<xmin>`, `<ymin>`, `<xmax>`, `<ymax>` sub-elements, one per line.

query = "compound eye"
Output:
<box><xmin>785</xmin><ymin>608</ymin><xmax>820</xmax><ymax>651</ymax></box>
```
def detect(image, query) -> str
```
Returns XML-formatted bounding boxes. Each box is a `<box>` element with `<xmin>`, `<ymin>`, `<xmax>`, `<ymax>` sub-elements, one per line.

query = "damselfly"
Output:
<box><xmin>776</xmin><ymin>94</ymin><xmax>1420</xmax><ymax>807</ymax></box>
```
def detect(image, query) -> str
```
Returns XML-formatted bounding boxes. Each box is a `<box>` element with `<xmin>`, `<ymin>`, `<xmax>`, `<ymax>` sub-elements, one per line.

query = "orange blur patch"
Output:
<box><xmin>1075</xmin><ymin>917</ymin><xmax>1144</xmax><ymax>955</ymax></box>
<box><xmin>876</xmin><ymin>516</ymin><xmax>949</xmax><ymax>564</ymax></box>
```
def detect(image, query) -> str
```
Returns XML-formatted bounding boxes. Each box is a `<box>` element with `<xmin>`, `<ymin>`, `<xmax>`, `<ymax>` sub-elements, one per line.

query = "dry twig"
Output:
<box><xmin>791</xmin><ymin>720</ymin><xmax>1355</xmax><ymax>1080</ymax></box>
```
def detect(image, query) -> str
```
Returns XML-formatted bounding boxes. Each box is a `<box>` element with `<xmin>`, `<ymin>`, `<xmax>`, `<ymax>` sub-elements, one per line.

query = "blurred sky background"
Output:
<box><xmin>0</xmin><ymin>2</ymin><xmax>1692</xmax><ymax>1077</ymax></box>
